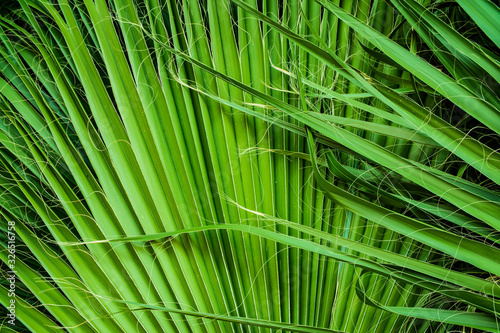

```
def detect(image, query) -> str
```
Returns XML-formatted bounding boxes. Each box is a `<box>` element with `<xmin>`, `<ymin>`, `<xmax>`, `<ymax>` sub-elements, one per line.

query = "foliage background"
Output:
<box><xmin>1</xmin><ymin>0</ymin><xmax>500</xmax><ymax>332</ymax></box>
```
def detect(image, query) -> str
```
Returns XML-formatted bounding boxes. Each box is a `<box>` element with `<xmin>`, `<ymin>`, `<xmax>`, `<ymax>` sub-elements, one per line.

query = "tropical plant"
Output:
<box><xmin>1</xmin><ymin>0</ymin><xmax>500</xmax><ymax>332</ymax></box>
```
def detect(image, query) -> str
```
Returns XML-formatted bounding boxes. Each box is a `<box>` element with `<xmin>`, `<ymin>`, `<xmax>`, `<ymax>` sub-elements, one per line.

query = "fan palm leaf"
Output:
<box><xmin>1</xmin><ymin>0</ymin><xmax>499</xmax><ymax>332</ymax></box>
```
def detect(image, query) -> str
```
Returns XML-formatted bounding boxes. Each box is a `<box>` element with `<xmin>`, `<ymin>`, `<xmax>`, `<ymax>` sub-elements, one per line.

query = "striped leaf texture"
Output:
<box><xmin>1</xmin><ymin>0</ymin><xmax>499</xmax><ymax>332</ymax></box>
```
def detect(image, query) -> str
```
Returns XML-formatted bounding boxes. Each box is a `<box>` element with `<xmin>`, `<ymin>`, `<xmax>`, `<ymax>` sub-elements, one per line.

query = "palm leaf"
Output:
<box><xmin>1</xmin><ymin>0</ymin><xmax>499</xmax><ymax>332</ymax></box>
